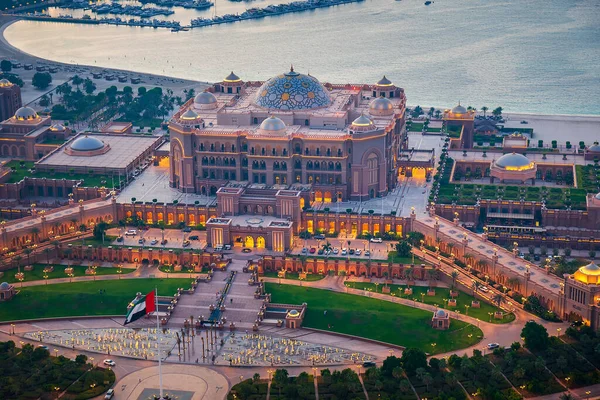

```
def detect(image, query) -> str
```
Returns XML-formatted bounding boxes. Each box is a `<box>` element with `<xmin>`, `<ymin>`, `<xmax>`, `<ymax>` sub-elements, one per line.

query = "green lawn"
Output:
<box><xmin>0</xmin><ymin>263</ymin><xmax>135</xmax><ymax>284</ymax></box>
<box><xmin>344</xmin><ymin>282</ymin><xmax>515</xmax><ymax>324</ymax></box>
<box><xmin>0</xmin><ymin>278</ymin><xmax>192</xmax><ymax>321</ymax></box>
<box><xmin>387</xmin><ymin>251</ymin><xmax>423</xmax><ymax>265</ymax></box>
<box><xmin>3</xmin><ymin>161</ymin><xmax>125</xmax><ymax>187</ymax></box>
<box><xmin>262</xmin><ymin>271</ymin><xmax>325</xmax><ymax>281</ymax></box>
<box><xmin>158</xmin><ymin>265</ymin><xmax>210</xmax><ymax>274</ymax></box>
<box><xmin>266</xmin><ymin>284</ymin><xmax>483</xmax><ymax>354</ymax></box>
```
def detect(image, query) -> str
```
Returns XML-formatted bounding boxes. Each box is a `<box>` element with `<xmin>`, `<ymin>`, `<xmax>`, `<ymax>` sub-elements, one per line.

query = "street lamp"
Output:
<box><xmin>10</xmin><ymin>323</ymin><xmax>15</xmax><ymax>335</ymax></box>
<box><xmin>556</xmin><ymin>328</ymin><xmax>561</xmax><ymax>337</ymax></box>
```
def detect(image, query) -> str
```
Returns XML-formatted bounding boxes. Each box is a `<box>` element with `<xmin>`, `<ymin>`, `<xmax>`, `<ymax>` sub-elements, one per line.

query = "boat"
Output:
<box><xmin>424</xmin><ymin>1</ymin><xmax>432</xmax><ymax>4</ymax></box>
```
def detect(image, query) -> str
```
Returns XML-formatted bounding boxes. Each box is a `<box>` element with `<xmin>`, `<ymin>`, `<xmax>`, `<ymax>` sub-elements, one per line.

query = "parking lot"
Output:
<box><xmin>106</xmin><ymin>227</ymin><xmax>207</xmax><ymax>250</ymax></box>
<box><xmin>289</xmin><ymin>237</ymin><xmax>395</xmax><ymax>261</ymax></box>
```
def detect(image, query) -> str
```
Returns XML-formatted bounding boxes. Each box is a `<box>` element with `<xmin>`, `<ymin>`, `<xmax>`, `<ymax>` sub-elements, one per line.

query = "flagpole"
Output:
<box><xmin>155</xmin><ymin>287</ymin><xmax>164</xmax><ymax>399</ymax></box>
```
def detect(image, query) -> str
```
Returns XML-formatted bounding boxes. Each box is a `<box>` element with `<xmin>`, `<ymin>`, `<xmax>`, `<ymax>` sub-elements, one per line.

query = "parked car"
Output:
<box><xmin>103</xmin><ymin>359</ymin><xmax>116</xmax><ymax>366</ymax></box>
<box><xmin>317</xmin><ymin>248</ymin><xmax>324</xmax><ymax>255</ymax></box>
<box><xmin>479</xmin><ymin>286</ymin><xmax>489</xmax><ymax>293</ymax></box>
<box><xmin>182</xmin><ymin>227</ymin><xmax>191</xmax><ymax>233</ymax></box>
<box><xmin>341</xmin><ymin>249</ymin><xmax>347</xmax><ymax>256</ymax></box>
<box><xmin>370</xmin><ymin>237</ymin><xmax>382</xmax><ymax>243</ymax></box>
<box><xmin>309</xmin><ymin>248</ymin><xmax>316</xmax><ymax>254</ymax></box>
<box><xmin>362</xmin><ymin>361</ymin><xmax>376</xmax><ymax>368</ymax></box>
<box><xmin>150</xmin><ymin>239</ymin><xmax>158</xmax><ymax>245</ymax></box>
<box><xmin>333</xmin><ymin>248</ymin><xmax>339</xmax><ymax>254</ymax></box>
<box><xmin>301</xmin><ymin>248</ymin><xmax>308</xmax><ymax>254</ymax></box>
<box><xmin>116</xmin><ymin>236</ymin><xmax>124</xmax><ymax>242</ymax></box>
<box><xmin>487</xmin><ymin>343</ymin><xmax>500</xmax><ymax>350</ymax></box>
<box><xmin>364</xmin><ymin>250</ymin><xmax>371</xmax><ymax>256</ymax></box>
<box><xmin>37</xmin><ymin>345</ymin><xmax>49</xmax><ymax>350</ymax></box>
<box><xmin>125</xmin><ymin>229</ymin><xmax>137</xmax><ymax>236</ymax></box>
<box><xmin>224</xmin><ymin>244</ymin><xmax>232</xmax><ymax>250</ymax></box>
<box><xmin>189</xmin><ymin>235</ymin><xmax>199</xmax><ymax>240</ymax></box>
<box><xmin>314</xmin><ymin>234</ymin><xmax>325</xmax><ymax>240</ymax></box>
<box><xmin>355</xmin><ymin>249</ymin><xmax>362</xmax><ymax>256</ymax></box>
<box><xmin>105</xmin><ymin>388</ymin><xmax>115</xmax><ymax>399</ymax></box>
<box><xmin>215</xmin><ymin>245</ymin><xmax>223</xmax><ymax>251</ymax></box>
<box><xmin>349</xmin><ymin>249</ymin><xmax>355</xmax><ymax>255</ymax></box>
<box><xmin>182</xmin><ymin>240</ymin><xmax>191</xmax><ymax>247</ymax></box>
<box><xmin>160</xmin><ymin>239</ymin><xmax>168</xmax><ymax>245</ymax></box>
<box><xmin>138</xmin><ymin>238</ymin><xmax>145</xmax><ymax>244</ymax></box>
<box><xmin>242</xmin><ymin>248</ymin><xmax>252</xmax><ymax>253</ymax></box>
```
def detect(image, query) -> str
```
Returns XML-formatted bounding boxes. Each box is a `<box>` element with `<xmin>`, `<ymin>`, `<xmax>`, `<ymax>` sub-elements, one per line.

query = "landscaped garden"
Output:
<box><xmin>0</xmin><ymin>278</ymin><xmax>192</xmax><ymax>321</ymax></box>
<box><xmin>262</xmin><ymin>271</ymin><xmax>325</xmax><ymax>281</ymax></box>
<box><xmin>0</xmin><ymin>341</ymin><xmax>115</xmax><ymax>400</ymax></box>
<box><xmin>576</xmin><ymin>164</ymin><xmax>600</xmax><ymax>194</ymax></box>
<box><xmin>0</xmin><ymin>263</ymin><xmax>135</xmax><ymax>284</ymax></box>
<box><xmin>3</xmin><ymin>160</ymin><xmax>126</xmax><ymax>188</ymax></box>
<box><xmin>265</xmin><ymin>283</ymin><xmax>483</xmax><ymax>354</ymax></box>
<box><xmin>344</xmin><ymin>282</ymin><xmax>515</xmax><ymax>324</ymax></box>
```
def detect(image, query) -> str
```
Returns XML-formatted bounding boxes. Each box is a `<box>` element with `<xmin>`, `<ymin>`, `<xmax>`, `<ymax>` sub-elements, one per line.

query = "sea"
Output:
<box><xmin>4</xmin><ymin>0</ymin><xmax>600</xmax><ymax>115</ymax></box>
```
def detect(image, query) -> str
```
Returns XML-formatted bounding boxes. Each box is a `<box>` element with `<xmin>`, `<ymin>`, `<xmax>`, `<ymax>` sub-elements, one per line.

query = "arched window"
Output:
<box><xmin>367</xmin><ymin>153</ymin><xmax>378</xmax><ymax>184</ymax></box>
<box><xmin>281</xmin><ymin>162</ymin><xmax>287</xmax><ymax>170</ymax></box>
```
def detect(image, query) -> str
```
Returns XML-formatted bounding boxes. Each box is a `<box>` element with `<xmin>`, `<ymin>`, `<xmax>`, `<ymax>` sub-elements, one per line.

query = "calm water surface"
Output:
<box><xmin>5</xmin><ymin>0</ymin><xmax>600</xmax><ymax>115</ymax></box>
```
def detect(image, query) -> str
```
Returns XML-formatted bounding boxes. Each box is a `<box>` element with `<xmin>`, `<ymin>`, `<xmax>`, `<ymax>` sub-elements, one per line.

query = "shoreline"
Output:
<box><xmin>1</xmin><ymin>16</ymin><xmax>599</xmax><ymax>122</ymax></box>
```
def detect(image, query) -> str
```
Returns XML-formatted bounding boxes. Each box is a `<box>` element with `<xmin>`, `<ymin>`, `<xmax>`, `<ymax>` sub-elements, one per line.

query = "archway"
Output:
<box><xmin>314</xmin><ymin>191</ymin><xmax>323</xmax><ymax>202</ymax></box>
<box><xmin>324</xmin><ymin>191</ymin><xmax>332</xmax><ymax>203</ymax></box>
<box><xmin>245</xmin><ymin>236</ymin><xmax>255</xmax><ymax>248</ymax></box>
<box><xmin>412</xmin><ymin>167</ymin><xmax>426</xmax><ymax>180</ymax></box>
<box><xmin>256</xmin><ymin>236</ymin><xmax>265</xmax><ymax>249</ymax></box>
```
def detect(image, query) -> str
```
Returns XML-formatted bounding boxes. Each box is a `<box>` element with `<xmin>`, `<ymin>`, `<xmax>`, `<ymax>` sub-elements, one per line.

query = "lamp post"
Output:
<box><xmin>556</xmin><ymin>328</ymin><xmax>561</xmax><ymax>337</ymax></box>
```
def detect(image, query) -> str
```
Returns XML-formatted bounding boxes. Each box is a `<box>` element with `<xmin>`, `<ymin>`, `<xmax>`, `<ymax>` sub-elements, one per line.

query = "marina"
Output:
<box><xmin>13</xmin><ymin>0</ymin><xmax>365</xmax><ymax>30</ymax></box>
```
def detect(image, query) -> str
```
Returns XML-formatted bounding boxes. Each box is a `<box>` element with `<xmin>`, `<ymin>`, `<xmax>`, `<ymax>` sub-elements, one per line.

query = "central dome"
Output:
<box><xmin>574</xmin><ymin>262</ymin><xmax>600</xmax><ymax>284</ymax></box>
<box><xmin>70</xmin><ymin>135</ymin><xmax>105</xmax><ymax>152</ymax></box>
<box><xmin>15</xmin><ymin>106</ymin><xmax>39</xmax><ymax>121</ymax></box>
<box><xmin>452</xmin><ymin>104</ymin><xmax>467</xmax><ymax>115</ymax></box>
<box><xmin>254</xmin><ymin>67</ymin><xmax>331</xmax><ymax>111</ymax></box>
<box><xmin>495</xmin><ymin>153</ymin><xmax>533</xmax><ymax>169</ymax></box>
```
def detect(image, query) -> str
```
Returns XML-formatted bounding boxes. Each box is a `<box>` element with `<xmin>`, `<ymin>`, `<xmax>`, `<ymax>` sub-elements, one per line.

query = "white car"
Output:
<box><xmin>105</xmin><ymin>388</ymin><xmax>115</xmax><ymax>399</ymax></box>
<box><xmin>333</xmin><ymin>248</ymin><xmax>339</xmax><ymax>254</ymax></box>
<box><xmin>150</xmin><ymin>239</ymin><xmax>158</xmax><ymax>245</ymax></box>
<box><xmin>103</xmin><ymin>359</ymin><xmax>116</xmax><ymax>366</ymax></box>
<box><xmin>487</xmin><ymin>343</ymin><xmax>500</xmax><ymax>350</ymax></box>
<box><xmin>125</xmin><ymin>229</ymin><xmax>137</xmax><ymax>236</ymax></box>
<box><xmin>479</xmin><ymin>286</ymin><xmax>489</xmax><ymax>293</ymax></box>
<box><xmin>370</xmin><ymin>237</ymin><xmax>383</xmax><ymax>243</ymax></box>
<box><xmin>341</xmin><ymin>249</ymin><xmax>347</xmax><ymax>256</ymax></box>
<box><xmin>355</xmin><ymin>249</ymin><xmax>362</xmax><ymax>256</ymax></box>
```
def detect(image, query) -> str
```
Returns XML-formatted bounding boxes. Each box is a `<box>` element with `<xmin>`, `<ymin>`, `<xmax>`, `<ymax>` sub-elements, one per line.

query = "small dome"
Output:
<box><xmin>180</xmin><ymin>108</ymin><xmax>200</xmax><ymax>120</ymax></box>
<box><xmin>588</xmin><ymin>144</ymin><xmax>600</xmax><ymax>153</ymax></box>
<box><xmin>0</xmin><ymin>282</ymin><xmax>10</xmax><ymax>290</ymax></box>
<box><xmin>436</xmin><ymin>309</ymin><xmax>447</xmax><ymax>318</ymax></box>
<box><xmin>574</xmin><ymin>262</ymin><xmax>600</xmax><ymax>284</ymax></box>
<box><xmin>14</xmin><ymin>106</ymin><xmax>39</xmax><ymax>121</ymax></box>
<box><xmin>376</xmin><ymin>75</ymin><xmax>393</xmax><ymax>86</ymax></box>
<box><xmin>260</xmin><ymin>116</ymin><xmax>286</xmax><ymax>131</ymax></box>
<box><xmin>49</xmin><ymin>123</ymin><xmax>66</xmax><ymax>132</ymax></box>
<box><xmin>224</xmin><ymin>71</ymin><xmax>241</xmax><ymax>83</ymax></box>
<box><xmin>0</xmin><ymin>78</ymin><xmax>12</xmax><ymax>87</ymax></box>
<box><xmin>194</xmin><ymin>92</ymin><xmax>217</xmax><ymax>105</ymax></box>
<box><xmin>369</xmin><ymin>97</ymin><xmax>394</xmax><ymax>116</ymax></box>
<box><xmin>352</xmin><ymin>114</ymin><xmax>373</xmax><ymax>126</ymax></box>
<box><xmin>495</xmin><ymin>153</ymin><xmax>533</xmax><ymax>169</ymax></box>
<box><xmin>70</xmin><ymin>135</ymin><xmax>105</xmax><ymax>152</ymax></box>
<box><xmin>452</xmin><ymin>104</ymin><xmax>467</xmax><ymax>114</ymax></box>
<box><xmin>287</xmin><ymin>309</ymin><xmax>300</xmax><ymax>318</ymax></box>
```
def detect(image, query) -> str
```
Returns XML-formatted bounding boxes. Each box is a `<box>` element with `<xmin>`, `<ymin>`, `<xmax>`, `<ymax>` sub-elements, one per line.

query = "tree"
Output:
<box><xmin>492</xmin><ymin>107</ymin><xmax>503</xmax><ymax>118</ymax></box>
<box><xmin>252</xmin><ymin>373</ymin><xmax>260</xmax><ymax>383</ymax></box>
<box><xmin>450</xmin><ymin>270</ymin><xmax>459</xmax><ymax>289</ymax></box>
<box><xmin>521</xmin><ymin>321</ymin><xmax>550</xmax><ymax>351</ymax></box>
<box><xmin>39</xmin><ymin>95</ymin><xmax>50</xmax><ymax>107</ymax></box>
<box><xmin>422</xmin><ymin>373</ymin><xmax>433</xmax><ymax>391</ymax></box>
<box><xmin>481</xmin><ymin>106</ymin><xmax>488</xmax><ymax>117</ymax></box>
<box><xmin>93</xmin><ymin>221</ymin><xmax>108</xmax><ymax>241</ymax></box>
<box><xmin>395</xmin><ymin>240</ymin><xmax>412</xmax><ymax>257</ymax></box>
<box><xmin>400</xmin><ymin>348</ymin><xmax>427</xmax><ymax>374</ymax></box>
<box><xmin>381</xmin><ymin>355</ymin><xmax>402</xmax><ymax>377</ymax></box>
<box><xmin>492</xmin><ymin>293</ymin><xmax>504</xmax><ymax>308</ymax></box>
<box><xmin>273</xmin><ymin>369</ymin><xmax>288</xmax><ymax>397</ymax></box>
<box><xmin>392</xmin><ymin>366</ymin><xmax>404</xmax><ymax>380</ymax></box>
<box><xmin>72</xmin><ymin>75</ymin><xmax>83</xmax><ymax>89</ymax></box>
<box><xmin>84</xmin><ymin>78</ymin><xmax>96</xmax><ymax>94</ymax></box>
<box><xmin>32</xmin><ymin>72</ymin><xmax>52</xmax><ymax>90</ymax></box>
<box><xmin>1</xmin><ymin>59</ymin><xmax>11</xmax><ymax>72</ymax></box>
<box><xmin>138</xmin><ymin>86</ymin><xmax>147</xmax><ymax>96</ymax></box>
<box><xmin>185</xmin><ymin>88</ymin><xmax>195</xmax><ymax>101</ymax></box>
<box><xmin>405</xmin><ymin>231</ymin><xmax>425</xmax><ymax>246</ymax></box>
<box><xmin>399</xmin><ymin>379</ymin><xmax>411</xmax><ymax>393</ymax></box>
<box><xmin>75</xmin><ymin>354</ymin><xmax>88</xmax><ymax>364</ymax></box>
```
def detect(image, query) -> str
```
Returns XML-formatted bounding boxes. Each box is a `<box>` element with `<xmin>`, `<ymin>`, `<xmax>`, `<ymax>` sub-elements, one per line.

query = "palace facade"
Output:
<box><xmin>168</xmin><ymin>68</ymin><xmax>407</xmax><ymax>201</ymax></box>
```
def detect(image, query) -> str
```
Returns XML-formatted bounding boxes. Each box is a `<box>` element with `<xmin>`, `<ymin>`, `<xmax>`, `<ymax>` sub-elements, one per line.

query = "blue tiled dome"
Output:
<box><xmin>254</xmin><ymin>67</ymin><xmax>331</xmax><ymax>111</ymax></box>
<box><xmin>0</xmin><ymin>282</ymin><xmax>11</xmax><ymax>290</ymax></box>
<box><xmin>70</xmin><ymin>135</ymin><xmax>105</xmax><ymax>152</ymax></box>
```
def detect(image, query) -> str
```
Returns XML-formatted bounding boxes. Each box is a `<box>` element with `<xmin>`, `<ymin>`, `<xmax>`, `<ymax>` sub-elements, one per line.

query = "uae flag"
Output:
<box><xmin>124</xmin><ymin>290</ymin><xmax>156</xmax><ymax>325</ymax></box>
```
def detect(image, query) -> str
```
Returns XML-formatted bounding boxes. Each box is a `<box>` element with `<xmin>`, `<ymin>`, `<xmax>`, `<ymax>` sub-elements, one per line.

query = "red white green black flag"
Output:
<box><xmin>124</xmin><ymin>290</ymin><xmax>156</xmax><ymax>325</ymax></box>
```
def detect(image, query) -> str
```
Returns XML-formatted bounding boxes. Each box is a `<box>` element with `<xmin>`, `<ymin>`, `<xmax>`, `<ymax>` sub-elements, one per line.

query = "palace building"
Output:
<box><xmin>168</xmin><ymin>68</ymin><xmax>407</xmax><ymax>202</ymax></box>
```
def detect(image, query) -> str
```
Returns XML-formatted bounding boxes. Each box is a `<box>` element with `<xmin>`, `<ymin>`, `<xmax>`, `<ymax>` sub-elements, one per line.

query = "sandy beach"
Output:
<box><xmin>1</xmin><ymin>15</ymin><xmax>599</xmax><ymax>144</ymax></box>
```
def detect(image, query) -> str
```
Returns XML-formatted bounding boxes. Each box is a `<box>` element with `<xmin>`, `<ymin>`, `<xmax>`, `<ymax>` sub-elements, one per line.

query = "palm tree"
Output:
<box><xmin>321</xmin><ymin>241</ymin><xmax>332</xmax><ymax>257</ymax></box>
<box><xmin>23</xmin><ymin>248</ymin><xmax>32</xmax><ymax>266</ymax></box>
<box><xmin>427</xmin><ymin>268</ymin><xmax>438</xmax><ymax>289</ymax></box>
<box><xmin>423</xmin><ymin>373</ymin><xmax>433</xmax><ymax>392</ymax></box>
<box><xmin>450</xmin><ymin>270</ymin><xmax>459</xmax><ymax>289</ymax></box>
<box><xmin>43</xmin><ymin>248</ymin><xmax>52</xmax><ymax>266</ymax></box>
<box><xmin>404</xmin><ymin>267</ymin><xmax>414</xmax><ymax>286</ymax></box>
<box><xmin>559</xmin><ymin>393</ymin><xmax>574</xmax><ymax>400</ymax></box>
<box><xmin>492</xmin><ymin>293</ymin><xmax>504</xmax><ymax>308</ymax></box>
<box><xmin>472</xmin><ymin>280</ymin><xmax>482</xmax><ymax>295</ymax></box>
<box><xmin>392</xmin><ymin>366</ymin><xmax>404</xmax><ymax>380</ymax></box>
<box><xmin>481</xmin><ymin>106</ymin><xmax>489</xmax><ymax>117</ymax></box>
<box><xmin>506</xmin><ymin>277</ymin><xmax>520</xmax><ymax>291</ymax></box>
<box><xmin>478</xmin><ymin>259</ymin><xmax>489</xmax><ymax>274</ymax></box>
<box><xmin>13</xmin><ymin>255</ymin><xmax>22</xmax><ymax>273</ymax></box>
<box><xmin>63</xmin><ymin>248</ymin><xmax>73</xmax><ymax>267</ymax></box>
